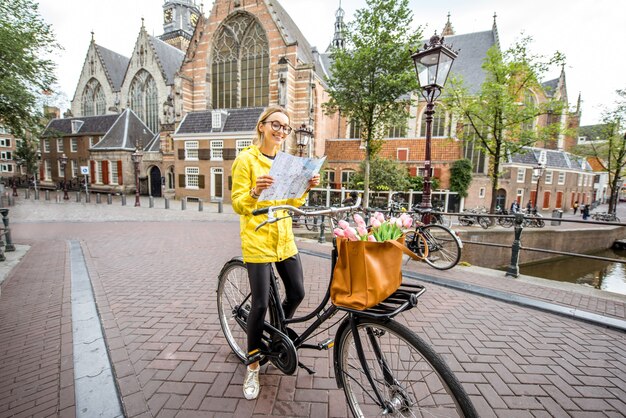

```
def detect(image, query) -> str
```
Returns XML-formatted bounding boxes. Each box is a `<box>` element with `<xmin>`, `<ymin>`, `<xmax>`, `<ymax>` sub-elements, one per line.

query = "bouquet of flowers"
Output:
<box><xmin>333</xmin><ymin>212</ymin><xmax>413</xmax><ymax>242</ymax></box>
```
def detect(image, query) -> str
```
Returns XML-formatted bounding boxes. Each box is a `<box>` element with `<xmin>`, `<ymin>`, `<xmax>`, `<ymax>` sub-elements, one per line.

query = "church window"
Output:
<box><xmin>211</xmin><ymin>13</ymin><xmax>269</xmax><ymax>108</ymax></box>
<box><xmin>81</xmin><ymin>78</ymin><xmax>106</xmax><ymax>116</ymax></box>
<box><xmin>420</xmin><ymin>104</ymin><xmax>449</xmax><ymax>138</ymax></box>
<box><xmin>129</xmin><ymin>70</ymin><xmax>159</xmax><ymax>133</ymax></box>
<box><xmin>462</xmin><ymin>124</ymin><xmax>487</xmax><ymax>174</ymax></box>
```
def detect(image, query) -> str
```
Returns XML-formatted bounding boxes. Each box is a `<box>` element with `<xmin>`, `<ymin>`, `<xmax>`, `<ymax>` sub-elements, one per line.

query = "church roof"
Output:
<box><xmin>176</xmin><ymin>107</ymin><xmax>264</xmax><ymax>134</ymax></box>
<box><xmin>42</xmin><ymin>114</ymin><xmax>120</xmax><ymax>137</ymax></box>
<box><xmin>444</xmin><ymin>30</ymin><xmax>498</xmax><ymax>95</ymax></box>
<box><xmin>94</xmin><ymin>44</ymin><xmax>130</xmax><ymax>92</ymax></box>
<box><xmin>542</xmin><ymin>78</ymin><xmax>559</xmax><ymax>98</ymax></box>
<box><xmin>508</xmin><ymin>147</ymin><xmax>590</xmax><ymax>171</ymax></box>
<box><xmin>91</xmin><ymin>109</ymin><xmax>155</xmax><ymax>151</ymax></box>
<box><xmin>148</xmin><ymin>35</ymin><xmax>185</xmax><ymax>85</ymax></box>
<box><xmin>266</xmin><ymin>0</ymin><xmax>316</xmax><ymax>66</ymax></box>
<box><xmin>144</xmin><ymin>132</ymin><xmax>162</xmax><ymax>152</ymax></box>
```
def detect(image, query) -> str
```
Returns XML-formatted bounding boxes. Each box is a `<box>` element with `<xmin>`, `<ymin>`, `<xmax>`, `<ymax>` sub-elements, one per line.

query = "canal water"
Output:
<box><xmin>519</xmin><ymin>248</ymin><xmax>626</xmax><ymax>296</ymax></box>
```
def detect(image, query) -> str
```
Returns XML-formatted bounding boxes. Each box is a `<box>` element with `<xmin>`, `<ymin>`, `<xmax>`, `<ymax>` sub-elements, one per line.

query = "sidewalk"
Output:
<box><xmin>0</xmin><ymin>196</ymin><xmax>625</xmax><ymax>417</ymax></box>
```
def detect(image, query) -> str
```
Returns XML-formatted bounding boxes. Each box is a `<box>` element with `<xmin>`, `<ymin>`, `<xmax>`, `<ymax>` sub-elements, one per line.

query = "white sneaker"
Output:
<box><xmin>243</xmin><ymin>365</ymin><xmax>260</xmax><ymax>400</ymax></box>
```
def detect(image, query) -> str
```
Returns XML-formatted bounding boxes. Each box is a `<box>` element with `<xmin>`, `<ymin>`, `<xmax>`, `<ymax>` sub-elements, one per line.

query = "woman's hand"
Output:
<box><xmin>308</xmin><ymin>174</ymin><xmax>321</xmax><ymax>189</ymax></box>
<box><xmin>254</xmin><ymin>174</ymin><xmax>274</xmax><ymax>196</ymax></box>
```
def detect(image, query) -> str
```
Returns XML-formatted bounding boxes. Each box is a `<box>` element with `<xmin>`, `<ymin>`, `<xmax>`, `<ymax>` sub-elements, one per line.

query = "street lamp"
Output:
<box><xmin>533</xmin><ymin>163</ymin><xmax>545</xmax><ymax>212</ymax></box>
<box><xmin>295</xmin><ymin>124</ymin><xmax>313</xmax><ymax>157</ymax></box>
<box><xmin>131</xmin><ymin>143</ymin><xmax>143</xmax><ymax>207</ymax></box>
<box><xmin>34</xmin><ymin>150</ymin><xmax>41</xmax><ymax>195</ymax></box>
<box><xmin>411</xmin><ymin>32</ymin><xmax>458</xmax><ymax>223</ymax></box>
<box><xmin>58</xmin><ymin>153</ymin><xmax>69</xmax><ymax>200</ymax></box>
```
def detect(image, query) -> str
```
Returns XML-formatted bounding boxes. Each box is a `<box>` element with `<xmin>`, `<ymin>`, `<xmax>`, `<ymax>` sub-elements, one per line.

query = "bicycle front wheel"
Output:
<box><xmin>335</xmin><ymin>318</ymin><xmax>476</xmax><ymax>418</ymax></box>
<box><xmin>420</xmin><ymin>225</ymin><xmax>462</xmax><ymax>270</ymax></box>
<box><xmin>217</xmin><ymin>259</ymin><xmax>251</xmax><ymax>362</ymax></box>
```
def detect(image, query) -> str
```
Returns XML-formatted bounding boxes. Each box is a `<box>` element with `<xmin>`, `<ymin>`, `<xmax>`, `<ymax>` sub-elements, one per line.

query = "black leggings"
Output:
<box><xmin>246</xmin><ymin>254</ymin><xmax>305</xmax><ymax>353</ymax></box>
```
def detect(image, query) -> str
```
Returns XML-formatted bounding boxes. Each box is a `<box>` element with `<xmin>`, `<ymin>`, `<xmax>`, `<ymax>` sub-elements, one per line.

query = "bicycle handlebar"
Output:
<box><xmin>253</xmin><ymin>197</ymin><xmax>362</xmax><ymax>231</ymax></box>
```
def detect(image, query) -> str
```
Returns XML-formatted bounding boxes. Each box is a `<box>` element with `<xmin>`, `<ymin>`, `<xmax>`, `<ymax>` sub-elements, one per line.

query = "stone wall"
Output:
<box><xmin>458</xmin><ymin>225</ymin><xmax>626</xmax><ymax>269</ymax></box>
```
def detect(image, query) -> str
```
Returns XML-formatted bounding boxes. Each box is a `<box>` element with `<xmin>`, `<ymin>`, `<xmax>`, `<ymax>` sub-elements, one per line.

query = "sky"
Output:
<box><xmin>37</xmin><ymin>0</ymin><xmax>625</xmax><ymax>126</ymax></box>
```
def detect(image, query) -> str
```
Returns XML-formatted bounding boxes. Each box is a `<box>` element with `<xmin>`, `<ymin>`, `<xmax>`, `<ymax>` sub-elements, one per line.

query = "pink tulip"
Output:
<box><xmin>367</xmin><ymin>235</ymin><xmax>377</xmax><ymax>242</ymax></box>
<box><xmin>357</xmin><ymin>226</ymin><xmax>368</xmax><ymax>237</ymax></box>
<box><xmin>338</xmin><ymin>219</ymin><xmax>350</xmax><ymax>230</ymax></box>
<box><xmin>333</xmin><ymin>228</ymin><xmax>345</xmax><ymax>237</ymax></box>
<box><xmin>344</xmin><ymin>227</ymin><xmax>359</xmax><ymax>241</ymax></box>
<box><xmin>375</xmin><ymin>212</ymin><xmax>386</xmax><ymax>223</ymax></box>
<box><xmin>371</xmin><ymin>218</ymin><xmax>381</xmax><ymax>228</ymax></box>
<box><xmin>395</xmin><ymin>218</ymin><xmax>403</xmax><ymax>228</ymax></box>
<box><xmin>353</xmin><ymin>213</ymin><xmax>366</xmax><ymax>228</ymax></box>
<box><xmin>403</xmin><ymin>217</ymin><xmax>413</xmax><ymax>229</ymax></box>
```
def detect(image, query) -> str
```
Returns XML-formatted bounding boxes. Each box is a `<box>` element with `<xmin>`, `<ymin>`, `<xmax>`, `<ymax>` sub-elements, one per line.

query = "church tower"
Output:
<box><xmin>159</xmin><ymin>0</ymin><xmax>202</xmax><ymax>51</ymax></box>
<box><xmin>329</xmin><ymin>0</ymin><xmax>346</xmax><ymax>50</ymax></box>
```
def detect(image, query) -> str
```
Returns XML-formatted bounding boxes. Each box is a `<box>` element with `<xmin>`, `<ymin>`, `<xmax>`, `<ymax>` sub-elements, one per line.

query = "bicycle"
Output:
<box><xmin>405</xmin><ymin>208</ymin><xmax>463</xmax><ymax>270</ymax></box>
<box><xmin>217</xmin><ymin>198</ymin><xmax>477</xmax><ymax>417</ymax></box>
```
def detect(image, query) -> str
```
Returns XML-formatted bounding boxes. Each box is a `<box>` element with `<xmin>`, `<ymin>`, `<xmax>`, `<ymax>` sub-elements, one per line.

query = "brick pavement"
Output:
<box><xmin>0</xmin><ymin>197</ymin><xmax>625</xmax><ymax>417</ymax></box>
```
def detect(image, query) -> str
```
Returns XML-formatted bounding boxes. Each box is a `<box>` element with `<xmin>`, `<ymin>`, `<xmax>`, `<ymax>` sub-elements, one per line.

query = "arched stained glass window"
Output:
<box><xmin>81</xmin><ymin>79</ymin><xmax>106</xmax><ymax>116</ymax></box>
<box><xmin>211</xmin><ymin>13</ymin><xmax>269</xmax><ymax>108</ymax></box>
<box><xmin>129</xmin><ymin>70</ymin><xmax>159</xmax><ymax>133</ymax></box>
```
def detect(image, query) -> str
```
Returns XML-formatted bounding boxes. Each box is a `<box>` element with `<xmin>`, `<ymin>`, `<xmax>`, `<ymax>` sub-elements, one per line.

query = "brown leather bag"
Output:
<box><xmin>330</xmin><ymin>235</ymin><xmax>422</xmax><ymax>310</ymax></box>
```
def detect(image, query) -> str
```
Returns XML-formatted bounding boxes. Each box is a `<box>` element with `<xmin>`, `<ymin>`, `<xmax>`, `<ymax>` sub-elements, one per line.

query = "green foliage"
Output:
<box><xmin>445</xmin><ymin>37</ymin><xmax>566</xmax><ymax>212</ymax></box>
<box><xmin>406</xmin><ymin>175</ymin><xmax>440</xmax><ymax>191</ymax></box>
<box><xmin>323</xmin><ymin>0</ymin><xmax>421</xmax><ymax>206</ymax></box>
<box><xmin>0</xmin><ymin>0</ymin><xmax>59</xmax><ymax>137</ymax></box>
<box><xmin>14</xmin><ymin>135</ymin><xmax>40</xmax><ymax>177</ymax></box>
<box><xmin>349</xmin><ymin>157</ymin><xmax>411</xmax><ymax>191</ymax></box>
<box><xmin>449</xmin><ymin>159</ymin><xmax>473</xmax><ymax>197</ymax></box>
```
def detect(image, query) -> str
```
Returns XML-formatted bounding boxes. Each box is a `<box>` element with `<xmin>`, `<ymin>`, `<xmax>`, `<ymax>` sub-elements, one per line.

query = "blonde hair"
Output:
<box><xmin>254</xmin><ymin>106</ymin><xmax>291</xmax><ymax>146</ymax></box>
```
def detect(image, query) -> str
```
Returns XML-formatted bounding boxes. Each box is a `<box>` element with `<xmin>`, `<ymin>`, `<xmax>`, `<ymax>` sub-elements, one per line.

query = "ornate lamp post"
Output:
<box><xmin>533</xmin><ymin>163</ymin><xmax>545</xmax><ymax>212</ymax></box>
<box><xmin>295</xmin><ymin>124</ymin><xmax>313</xmax><ymax>157</ymax></box>
<box><xmin>58</xmin><ymin>153</ymin><xmax>69</xmax><ymax>200</ymax></box>
<box><xmin>411</xmin><ymin>33</ymin><xmax>457</xmax><ymax>223</ymax></box>
<box><xmin>131</xmin><ymin>144</ymin><xmax>143</xmax><ymax>207</ymax></box>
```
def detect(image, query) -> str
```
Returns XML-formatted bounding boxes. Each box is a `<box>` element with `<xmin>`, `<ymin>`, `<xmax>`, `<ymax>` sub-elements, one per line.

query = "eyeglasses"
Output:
<box><xmin>262</xmin><ymin>120</ymin><xmax>293</xmax><ymax>135</ymax></box>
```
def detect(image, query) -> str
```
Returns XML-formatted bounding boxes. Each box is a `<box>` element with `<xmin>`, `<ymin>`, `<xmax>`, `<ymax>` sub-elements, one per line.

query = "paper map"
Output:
<box><xmin>258</xmin><ymin>152</ymin><xmax>326</xmax><ymax>201</ymax></box>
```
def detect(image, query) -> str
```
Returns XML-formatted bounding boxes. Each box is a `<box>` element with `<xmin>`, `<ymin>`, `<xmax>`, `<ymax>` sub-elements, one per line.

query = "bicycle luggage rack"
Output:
<box><xmin>337</xmin><ymin>282</ymin><xmax>426</xmax><ymax>319</ymax></box>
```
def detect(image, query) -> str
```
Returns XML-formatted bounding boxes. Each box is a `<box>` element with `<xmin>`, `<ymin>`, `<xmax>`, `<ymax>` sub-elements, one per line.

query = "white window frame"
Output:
<box><xmin>71</xmin><ymin>160</ymin><xmax>78</xmax><ymax>178</ymax></box>
<box><xmin>516</xmin><ymin>168</ymin><xmax>526</xmax><ymax>183</ymax></box>
<box><xmin>43</xmin><ymin>139</ymin><xmax>50</xmax><ymax>152</ymax></box>
<box><xmin>57</xmin><ymin>160</ymin><xmax>64</xmax><ymax>177</ymax></box>
<box><xmin>185</xmin><ymin>141</ymin><xmax>199</xmax><ymax>160</ymax></box>
<box><xmin>479</xmin><ymin>187</ymin><xmax>486</xmax><ymax>198</ymax></box>
<box><xmin>1</xmin><ymin>151</ymin><xmax>12</xmax><ymax>160</ymax></box>
<box><xmin>558</xmin><ymin>171</ymin><xmax>565</xmax><ymax>185</ymax></box>
<box><xmin>71</xmin><ymin>138</ymin><xmax>78</xmax><ymax>152</ymax></box>
<box><xmin>396</xmin><ymin>148</ymin><xmax>409</xmax><ymax>161</ymax></box>
<box><xmin>210</xmin><ymin>140</ymin><xmax>223</xmax><ymax>161</ymax></box>
<box><xmin>56</xmin><ymin>138</ymin><xmax>64</xmax><ymax>152</ymax></box>
<box><xmin>545</xmin><ymin>170</ymin><xmax>553</xmax><ymax>185</ymax></box>
<box><xmin>185</xmin><ymin>167</ymin><xmax>199</xmax><ymax>189</ymax></box>
<box><xmin>95</xmin><ymin>161</ymin><xmax>103</xmax><ymax>183</ymax></box>
<box><xmin>44</xmin><ymin>160</ymin><xmax>51</xmax><ymax>180</ymax></box>
<box><xmin>578</xmin><ymin>173</ymin><xmax>583</xmax><ymax>187</ymax></box>
<box><xmin>236</xmin><ymin>139</ymin><xmax>252</xmax><ymax>155</ymax></box>
<box><xmin>110</xmin><ymin>160</ymin><xmax>118</xmax><ymax>185</ymax></box>
<box><xmin>516</xmin><ymin>188</ymin><xmax>524</xmax><ymax>202</ymax></box>
<box><xmin>1</xmin><ymin>164</ymin><xmax>13</xmax><ymax>173</ymax></box>
<box><xmin>211</xmin><ymin>167</ymin><xmax>223</xmax><ymax>199</ymax></box>
<box><xmin>341</xmin><ymin>169</ymin><xmax>355</xmax><ymax>185</ymax></box>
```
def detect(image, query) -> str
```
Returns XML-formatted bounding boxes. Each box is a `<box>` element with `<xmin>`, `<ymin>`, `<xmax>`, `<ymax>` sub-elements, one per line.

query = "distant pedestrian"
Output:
<box><xmin>526</xmin><ymin>200</ymin><xmax>533</xmax><ymax>214</ymax></box>
<box><xmin>573</xmin><ymin>200</ymin><xmax>579</xmax><ymax>215</ymax></box>
<box><xmin>582</xmin><ymin>204</ymin><xmax>590</xmax><ymax>220</ymax></box>
<box><xmin>510</xmin><ymin>201</ymin><xmax>519</xmax><ymax>213</ymax></box>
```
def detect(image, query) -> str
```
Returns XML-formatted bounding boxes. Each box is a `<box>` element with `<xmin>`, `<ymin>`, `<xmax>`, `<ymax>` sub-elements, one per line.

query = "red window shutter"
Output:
<box><xmin>409</xmin><ymin>167</ymin><xmax>417</xmax><ymax>177</ymax></box>
<box><xmin>39</xmin><ymin>164</ymin><xmax>44</xmax><ymax>180</ymax></box>
<box><xmin>102</xmin><ymin>161</ymin><xmax>109</xmax><ymax>185</ymax></box>
<box><xmin>117</xmin><ymin>161</ymin><xmax>123</xmax><ymax>184</ymax></box>
<box><xmin>90</xmin><ymin>161</ymin><xmax>95</xmax><ymax>184</ymax></box>
<box><xmin>397</xmin><ymin>149</ymin><xmax>408</xmax><ymax>161</ymax></box>
<box><xmin>433</xmin><ymin>168</ymin><xmax>441</xmax><ymax>178</ymax></box>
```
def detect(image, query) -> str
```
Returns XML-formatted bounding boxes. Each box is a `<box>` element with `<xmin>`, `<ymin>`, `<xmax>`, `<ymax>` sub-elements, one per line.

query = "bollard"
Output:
<box><xmin>0</xmin><ymin>208</ymin><xmax>15</xmax><ymax>252</ymax></box>
<box><xmin>149</xmin><ymin>196</ymin><xmax>154</xmax><ymax>208</ymax></box>
<box><xmin>218</xmin><ymin>200</ymin><xmax>223</xmax><ymax>213</ymax></box>
<box><xmin>45</xmin><ymin>190</ymin><xmax>50</xmax><ymax>201</ymax></box>
<box><xmin>181</xmin><ymin>198</ymin><xmax>186</xmax><ymax>210</ymax></box>
<box><xmin>199</xmin><ymin>200</ymin><xmax>203</xmax><ymax>212</ymax></box>
<box><xmin>25</xmin><ymin>189</ymin><xmax>30</xmax><ymax>199</ymax></box>
<box><xmin>76</xmin><ymin>192</ymin><xmax>81</xmax><ymax>203</ymax></box>
<box><xmin>121</xmin><ymin>194</ymin><xmax>126</xmax><ymax>206</ymax></box>
<box><xmin>96</xmin><ymin>193</ymin><xmax>101</xmax><ymax>204</ymax></box>
<box><xmin>34</xmin><ymin>189</ymin><xmax>39</xmax><ymax>200</ymax></box>
<box><xmin>318</xmin><ymin>215</ymin><xmax>326</xmax><ymax>244</ymax></box>
<box><xmin>505</xmin><ymin>212</ymin><xmax>525</xmax><ymax>278</ymax></box>
<box><xmin>85</xmin><ymin>192</ymin><xmax>91</xmax><ymax>203</ymax></box>
<box><xmin>165</xmin><ymin>197</ymin><xmax>170</xmax><ymax>209</ymax></box>
<box><xmin>8</xmin><ymin>196</ymin><xmax>14</xmax><ymax>206</ymax></box>
<box><xmin>107</xmin><ymin>194</ymin><xmax>112</xmax><ymax>205</ymax></box>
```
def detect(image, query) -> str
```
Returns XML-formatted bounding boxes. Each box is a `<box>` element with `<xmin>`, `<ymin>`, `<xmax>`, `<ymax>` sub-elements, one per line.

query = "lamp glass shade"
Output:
<box><xmin>412</xmin><ymin>45</ymin><xmax>457</xmax><ymax>89</ymax></box>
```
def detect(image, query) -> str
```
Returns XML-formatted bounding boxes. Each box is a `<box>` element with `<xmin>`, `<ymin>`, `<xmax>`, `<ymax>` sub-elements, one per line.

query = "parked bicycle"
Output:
<box><xmin>217</xmin><ymin>199</ymin><xmax>477</xmax><ymax>417</ymax></box>
<box><xmin>405</xmin><ymin>208</ymin><xmax>462</xmax><ymax>270</ymax></box>
<box><xmin>495</xmin><ymin>206</ymin><xmax>514</xmax><ymax>228</ymax></box>
<box><xmin>522</xmin><ymin>209</ymin><xmax>545</xmax><ymax>228</ymax></box>
<box><xmin>410</xmin><ymin>202</ymin><xmax>448</xmax><ymax>226</ymax></box>
<box><xmin>591</xmin><ymin>212</ymin><xmax>621</xmax><ymax>222</ymax></box>
<box><xmin>458</xmin><ymin>207</ymin><xmax>490</xmax><ymax>229</ymax></box>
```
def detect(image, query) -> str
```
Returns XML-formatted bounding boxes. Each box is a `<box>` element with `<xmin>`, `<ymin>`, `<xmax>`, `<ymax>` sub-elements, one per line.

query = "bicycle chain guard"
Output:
<box><xmin>268</xmin><ymin>329</ymin><xmax>298</xmax><ymax>375</ymax></box>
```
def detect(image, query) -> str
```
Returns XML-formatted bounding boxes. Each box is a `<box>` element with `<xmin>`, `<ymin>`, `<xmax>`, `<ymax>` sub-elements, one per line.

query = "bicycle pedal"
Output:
<box><xmin>318</xmin><ymin>338</ymin><xmax>334</xmax><ymax>350</ymax></box>
<box><xmin>245</xmin><ymin>349</ymin><xmax>263</xmax><ymax>365</ymax></box>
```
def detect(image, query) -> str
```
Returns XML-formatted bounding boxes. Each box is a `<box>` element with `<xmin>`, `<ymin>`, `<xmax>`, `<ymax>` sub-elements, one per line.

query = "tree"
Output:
<box><xmin>445</xmin><ymin>38</ymin><xmax>566</xmax><ymax>213</ymax></box>
<box><xmin>349</xmin><ymin>157</ymin><xmax>410</xmax><ymax>192</ymax></box>
<box><xmin>0</xmin><ymin>0</ymin><xmax>59</xmax><ymax>138</ymax></box>
<box><xmin>323</xmin><ymin>0</ymin><xmax>420</xmax><ymax>208</ymax></box>
<box><xmin>573</xmin><ymin>89</ymin><xmax>626</xmax><ymax>214</ymax></box>
<box><xmin>449</xmin><ymin>159</ymin><xmax>473</xmax><ymax>198</ymax></box>
<box><xmin>14</xmin><ymin>134</ymin><xmax>40</xmax><ymax>183</ymax></box>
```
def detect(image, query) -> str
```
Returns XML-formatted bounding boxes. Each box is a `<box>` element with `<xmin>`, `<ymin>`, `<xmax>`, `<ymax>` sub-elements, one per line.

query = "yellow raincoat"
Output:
<box><xmin>231</xmin><ymin>145</ymin><xmax>307</xmax><ymax>263</ymax></box>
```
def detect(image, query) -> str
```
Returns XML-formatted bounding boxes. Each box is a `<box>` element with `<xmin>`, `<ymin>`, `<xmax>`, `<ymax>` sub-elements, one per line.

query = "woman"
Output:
<box><xmin>231</xmin><ymin>106</ymin><xmax>320</xmax><ymax>400</ymax></box>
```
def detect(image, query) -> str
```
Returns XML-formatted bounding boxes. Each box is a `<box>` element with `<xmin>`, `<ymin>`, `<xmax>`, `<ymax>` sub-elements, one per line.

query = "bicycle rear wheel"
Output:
<box><xmin>335</xmin><ymin>318</ymin><xmax>476</xmax><ymax>417</ymax></box>
<box><xmin>419</xmin><ymin>225</ymin><xmax>462</xmax><ymax>270</ymax></box>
